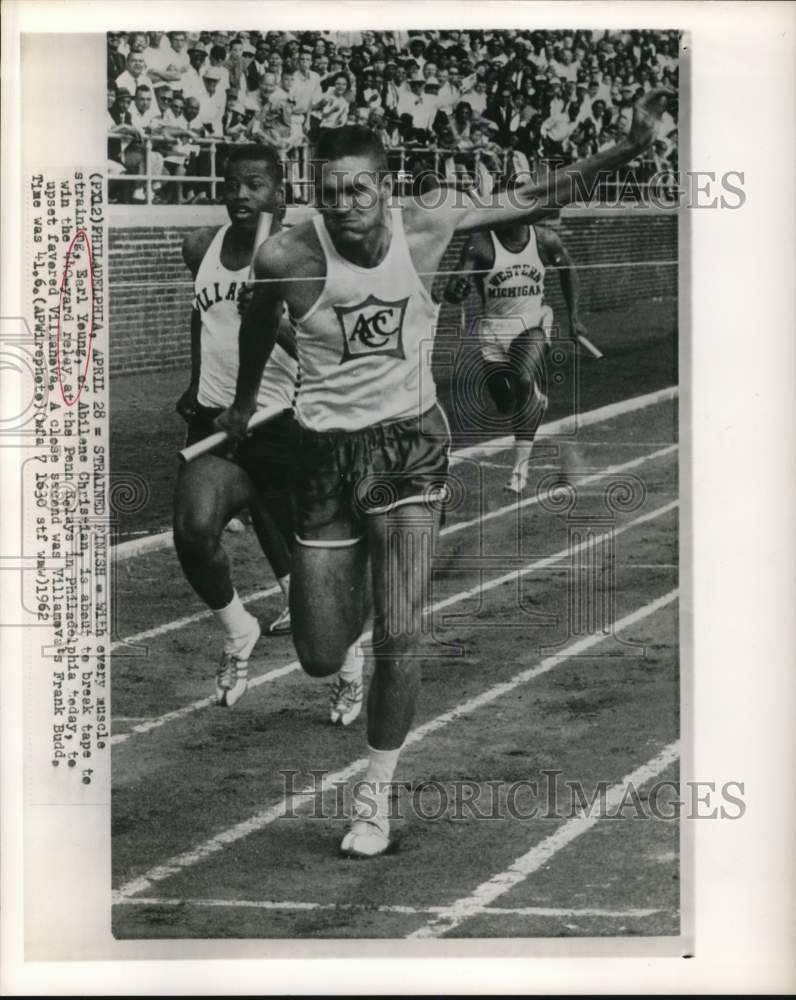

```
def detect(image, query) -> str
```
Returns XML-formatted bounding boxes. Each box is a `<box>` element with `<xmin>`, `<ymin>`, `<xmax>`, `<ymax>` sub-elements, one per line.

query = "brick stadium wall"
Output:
<box><xmin>109</xmin><ymin>206</ymin><xmax>677</xmax><ymax>376</ymax></box>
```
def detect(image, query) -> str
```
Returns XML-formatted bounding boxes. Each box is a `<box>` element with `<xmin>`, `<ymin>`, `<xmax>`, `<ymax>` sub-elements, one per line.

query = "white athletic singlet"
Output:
<box><xmin>193</xmin><ymin>224</ymin><xmax>298</xmax><ymax>411</ymax></box>
<box><xmin>476</xmin><ymin>226</ymin><xmax>553</xmax><ymax>362</ymax></box>
<box><xmin>290</xmin><ymin>208</ymin><xmax>439</xmax><ymax>432</ymax></box>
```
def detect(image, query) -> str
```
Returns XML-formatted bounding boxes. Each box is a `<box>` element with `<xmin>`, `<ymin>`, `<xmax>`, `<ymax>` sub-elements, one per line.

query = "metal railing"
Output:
<box><xmin>108</xmin><ymin>132</ymin><xmax>679</xmax><ymax>206</ymax></box>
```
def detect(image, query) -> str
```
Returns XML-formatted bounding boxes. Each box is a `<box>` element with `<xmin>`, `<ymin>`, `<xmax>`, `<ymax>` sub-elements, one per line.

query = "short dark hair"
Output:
<box><xmin>224</xmin><ymin>144</ymin><xmax>282</xmax><ymax>185</ymax></box>
<box><xmin>315</xmin><ymin>125</ymin><xmax>388</xmax><ymax>171</ymax></box>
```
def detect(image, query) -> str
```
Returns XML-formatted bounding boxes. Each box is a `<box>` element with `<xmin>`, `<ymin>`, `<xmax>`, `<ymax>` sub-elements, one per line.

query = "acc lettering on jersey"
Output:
<box><xmin>193</xmin><ymin>280</ymin><xmax>239</xmax><ymax>313</ymax></box>
<box><xmin>334</xmin><ymin>294</ymin><xmax>409</xmax><ymax>364</ymax></box>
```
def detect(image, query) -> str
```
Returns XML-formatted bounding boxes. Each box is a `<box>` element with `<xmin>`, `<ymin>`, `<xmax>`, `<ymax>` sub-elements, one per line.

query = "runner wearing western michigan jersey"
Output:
<box><xmin>217</xmin><ymin>88</ymin><xmax>674</xmax><ymax>858</ymax></box>
<box><xmin>445</xmin><ymin>186</ymin><xmax>588</xmax><ymax>494</ymax></box>
<box><xmin>174</xmin><ymin>145</ymin><xmax>299</xmax><ymax>708</ymax></box>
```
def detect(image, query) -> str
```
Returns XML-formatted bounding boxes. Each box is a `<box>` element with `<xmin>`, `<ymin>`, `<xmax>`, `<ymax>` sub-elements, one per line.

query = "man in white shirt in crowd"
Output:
<box><xmin>546</xmin><ymin>78</ymin><xmax>566</xmax><ymax>116</ymax></box>
<box><xmin>572</xmin><ymin>81</ymin><xmax>593</xmax><ymax>123</ymax></box>
<box><xmin>239</xmin><ymin>43</ymin><xmax>257</xmax><ymax>84</ymax></box>
<box><xmin>540</xmin><ymin>106</ymin><xmax>578</xmax><ymax>151</ymax></box>
<box><xmin>125</xmin><ymin>84</ymin><xmax>166</xmax><ymax>201</ymax></box>
<box><xmin>462</xmin><ymin>78</ymin><xmax>488</xmax><ymax>116</ymax></box>
<box><xmin>246</xmin><ymin>71</ymin><xmax>288</xmax><ymax>116</ymax></box>
<box><xmin>148</xmin><ymin>30</ymin><xmax>192</xmax><ymax>87</ymax></box>
<box><xmin>381</xmin><ymin>64</ymin><xmax>404</xmax><ymax>113</ymax></box>
<box><xmin>406</xmin><ymin>36</ymin><xmax>428</xmax><ymax>72</ymax></box>
<box><xmin>115</xmin><ymin>51</ymin><xmax>153</xmax><ymax>97</ymax></box>
<box><xmin>550</xmin><ymin>47</ymin><xmax>579</xmax><ymax>83</ymax></box>
<box><xmin>396</xmin><ymin>75</ymin><xmax>422</xmax><ymax>120</ymax></box>
<box><xmin>289</xmin><ymin>49</ymin><xmax>322</xmax><ymax>131</ymax></box>
<box><xmin>143</xmin><ymin>31</ymin><xmax>173</xmax><ymax>82</ymax></box>
<box><xmin>153</xmin><ymin>82</ymin><xmax>178</xmax><ymax>122</ymax></box>
<box><xmin>435</xmin><ymin>67</ymin><xmax>461</xmax><ymax>117</ymax></box>
<box><xmin>198</xmin><ymin>68</ymin><xmax>226</xmax><ymax>136</ymax></box>
<box><xmin>182</xmin><ymin>46</ymin><xmax>209</xmax><ymax>101</ymax></box>
<box><xmin>206</xmin><ymin>45</ymin><xmax>231</xmax><ymax>97</ymax></box>
<box><xmin>129</xmin><ymin>83</ymin><xmax>158</xmax><ymax>129</ymax></box>
<box><xmin>312</xmin><ymin>73</ymin><xmax>351</xmax><ymax>133</ymax></box>
<box><xmin>412</xmin><ymin>78</ymin><xmax>441</xmax><ymax>132</ymax></box>
<box><xmin>590</xmin><ymin>70</ymin><xmax>613</xmax><ymax>107</ymax></box>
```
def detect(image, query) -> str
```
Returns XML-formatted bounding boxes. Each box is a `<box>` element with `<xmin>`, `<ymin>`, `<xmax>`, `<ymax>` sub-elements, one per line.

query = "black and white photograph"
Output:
<box><xmin>2</xmin><ymin>1</ymin><xmax>795</xmax><ymax>993</ymax></box>
<box><xmin>107</xmin><ymin>22</ymin><xmax>683</xmax><ymax>941</ymax></box>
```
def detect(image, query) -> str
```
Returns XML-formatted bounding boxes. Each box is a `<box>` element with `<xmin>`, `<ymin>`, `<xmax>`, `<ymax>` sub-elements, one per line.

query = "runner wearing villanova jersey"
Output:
<box><xmin>217</xmin><ymin>88</ymin><xmax>674</xmax><ymax>856</ymax></box>
<box><xmin>445</xmin><ymin>199</ymin><xmax>588</xmax><ymax>494</ymax></box>
<box><xmin>174</xmin><ymin>145</ymin><xmax>298</xmax><ymax>708</ymax></box>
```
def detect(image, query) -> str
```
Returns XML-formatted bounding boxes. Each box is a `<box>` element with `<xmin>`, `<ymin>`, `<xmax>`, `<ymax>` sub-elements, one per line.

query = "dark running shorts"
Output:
<box><xmin>185</xmin><ymin>404</ymin><xmax>297</xmax><ymax>499</ymax></box>
<box><xmin>292</xmin><ymin>402</ymin><xmax>452</xmax><ymax>546</ymax></box>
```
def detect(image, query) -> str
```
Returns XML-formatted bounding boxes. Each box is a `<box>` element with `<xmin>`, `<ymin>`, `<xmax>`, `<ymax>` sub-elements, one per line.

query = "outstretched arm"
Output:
<box><xmin>451</xmin><ymin>88</ymin><xmax>675</xmax><ymax>232</ymax></box>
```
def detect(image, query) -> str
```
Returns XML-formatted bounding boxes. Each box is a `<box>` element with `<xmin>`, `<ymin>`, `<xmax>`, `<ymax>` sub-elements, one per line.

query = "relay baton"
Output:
<box><xmin>178</xmin><ymin>405</ymin><xmax>288</xmax><ymax>464</ymax></box>
<box><xmin>577</xmin><ymin>334</ymin><xmax>604</xmax><ymax>359</ymax></box>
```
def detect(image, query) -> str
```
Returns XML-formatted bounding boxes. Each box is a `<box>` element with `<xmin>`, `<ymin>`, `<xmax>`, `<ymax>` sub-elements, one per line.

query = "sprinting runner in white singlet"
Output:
<box><xmin>216</xmin><ymin>98</ymin><xmax>671</xmax><ymax>854</ymax></box>
<box><xmin>290</xmin><ymin>207</ymin><xmax>440</xmax><ymax>432</ymax></box>
<box><xmin>194</xmin><ymin>223</ymin><xmax>297</xmax><ymax>412</ymax></box>
<box><xmin>446</xmin><ymin>213</ymin><xmax>587</xmax><ymax>494</ymax></box>
<box><xmin>174</xmin><ymin>147</ymin><xmax>300</xmax><ymax>710</ymax></box>
<box><xmin>476</xmin><ymin>225</ymin><xmax>554</xmax><ymax>364</ymax></box>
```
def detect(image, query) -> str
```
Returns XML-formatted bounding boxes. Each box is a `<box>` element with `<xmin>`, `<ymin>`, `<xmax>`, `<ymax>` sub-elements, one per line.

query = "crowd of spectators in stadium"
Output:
<box><xmin>107</xmin><ymin>28</ymin><xmax>679</xmax><ymax>204</ymax></box>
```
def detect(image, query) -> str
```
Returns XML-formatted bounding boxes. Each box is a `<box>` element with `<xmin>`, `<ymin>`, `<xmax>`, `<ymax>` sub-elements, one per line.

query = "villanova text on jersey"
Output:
<box><xmin>486</xmin><ymin>263</ymin><xmax>544</xmax><ymax>300</ymax></box>
<box><xmin>193</xmin><ymin>280</ymin><xmax>240</xmax><ymax>313</ymax></box>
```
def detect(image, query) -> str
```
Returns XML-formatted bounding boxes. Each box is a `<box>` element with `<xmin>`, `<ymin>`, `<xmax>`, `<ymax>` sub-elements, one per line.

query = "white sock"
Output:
<box><xmin>363</xmin><ymin>744</ymin><xmax>401</xmax><ymax>787</ymax></box>
<box><xmin>212</xmin><ymin>592</ymin><xmax>257</xmax><ymax>652</ymax></box>
<box><xmin>355</xmin><ymin>745</ymin><xmax>402</xmax><ymax>827</ymax></box>
<box><xmin>339</xmin><ymin>638</ymin><xmax>364</xmax><ymax>682</ymax></box>
<box><xmin>277</xmin><ymin>574</ymin><xmax>290</xmax><ymax>600</ymax></box>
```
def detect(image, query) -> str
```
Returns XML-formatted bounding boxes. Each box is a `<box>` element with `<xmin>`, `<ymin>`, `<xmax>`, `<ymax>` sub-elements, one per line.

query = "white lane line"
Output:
<box><xmin>112</xmin><ymin>438</ymin><xmax>677</xmax><ymax>651</ymax></box>
<box><xmin>407</xmin><ymin>740</ymin><xmax>681</xmax><ymax>939</ymax></box>
<box><xmin>112</xmin><ymin>896</ymin><xmax>662</xmax><ymax>920</ymax></box>
<box><xmin>115</xmin><ymin>585</ymin><xmax>677</xmax><ymax>897</ymax></box>
<box><xmin>111</xmin><ymin>583</ymin><xmax>281</xmax><ymax>650</ymax></box>
<box><xmin>110</xmin><ymin>655</ymin><xmax>299</xmax><ymax>746</ymax></box>
<box><xmin>444</xmin><ymin>444</ymin><xmax>676</xmax><ymax>538</ymax></box>
<box><xmin>111</xmin><ymin>487</ymin><xmax>677</xmax><ymax>748</ymax></box>
<box><xmin>449</xmin><ymin>386</ymin><xmax>677</xmax><ymax>465</ymax></box>
<box><xmin>113</xmin><ymin>386</ymin><xmax>678</xmax><ymax>561</ymax></box>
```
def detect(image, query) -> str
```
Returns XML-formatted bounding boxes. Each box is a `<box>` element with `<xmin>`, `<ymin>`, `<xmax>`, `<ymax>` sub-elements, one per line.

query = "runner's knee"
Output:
<box><xmin>292</xmin><ymin>635</ymin><xmax>347</xmax><ymax>678</ymax></box>
<box><xmin>173</xmin><ymin>504</ymin><xmax>223</xmax><ymax>555</ymax></box>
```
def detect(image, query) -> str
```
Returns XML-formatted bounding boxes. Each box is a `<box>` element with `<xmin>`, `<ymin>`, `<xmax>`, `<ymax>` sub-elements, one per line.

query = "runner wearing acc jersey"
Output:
<box><xmin>216</xmin><ymin>89</ymin><xmax>674</xmax><ymax>859</ymax></box>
